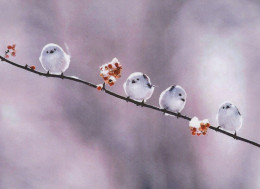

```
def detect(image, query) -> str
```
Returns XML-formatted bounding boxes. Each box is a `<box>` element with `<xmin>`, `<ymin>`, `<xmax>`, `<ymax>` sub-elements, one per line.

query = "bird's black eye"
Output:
<box><xmin>54</xmin><ymin>48</ymin><xmax>56</xmax><ymax>51</ymax></box>
<box><xmin>46</xmin><ymin>51</ymin><xmax>49</xmax><ymax>53</ymax></box>
<box><xmin>223</xmin><ymin>107</ymin><xmax>225</xmax><ymax>109</ymax></box>
<box><xmin>137</xmin><ymin>78</ymin><xmax>139</xmax><ymax>80</ymax></box>
<box><xmin>179</xmin><ymin>93</ymin><xmax>182</xmax><ymax>96</ymax></box>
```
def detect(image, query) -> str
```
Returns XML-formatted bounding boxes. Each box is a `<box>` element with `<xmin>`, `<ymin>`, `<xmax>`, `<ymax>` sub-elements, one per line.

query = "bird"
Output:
<box><xmin>123</xmin><ymin>72</ymin><xmax>155</xmax><ymax>104</ymax></box>
<box><xmin>217</xmin><ymin>101</ymin><xmax>242</xmax><ymax>138</ymax></box>
<box><xmin>159</xmin><ymin>85</ymin><xmax>187</xmax><ymax>116</ymax></box>
<box><xmin>39</xmin><ymin>43</ymin><xmax>70</xmax><ymax>75</ymax></box>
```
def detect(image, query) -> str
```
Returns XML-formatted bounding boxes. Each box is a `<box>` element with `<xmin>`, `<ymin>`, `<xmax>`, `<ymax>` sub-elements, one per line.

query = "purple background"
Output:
<box><xmin>0</xmin><ymin>0</ymin><xmax>260</xmax><ymax>188</ymax></box>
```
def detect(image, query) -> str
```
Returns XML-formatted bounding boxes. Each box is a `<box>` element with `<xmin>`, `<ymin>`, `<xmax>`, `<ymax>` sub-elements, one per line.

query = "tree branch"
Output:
<box><xmin>0</xmin><ymin>55</ymin><xmax>259</xmax><ymax>149</ymax></box>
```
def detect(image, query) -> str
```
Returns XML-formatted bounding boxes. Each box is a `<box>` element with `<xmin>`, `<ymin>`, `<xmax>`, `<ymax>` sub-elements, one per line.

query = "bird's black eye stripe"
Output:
<box><xmin>179</xmin><ymin>93</ymin><xmax>182</xmax><ymax>96</ymax></box>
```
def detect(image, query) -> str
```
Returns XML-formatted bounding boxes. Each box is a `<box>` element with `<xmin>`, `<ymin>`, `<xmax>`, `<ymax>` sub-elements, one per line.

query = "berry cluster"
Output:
<box><xmin>189</xmin><ymin>117</ymin><xmax>210</xmax><ymax>136</ymax></box>
<box><xmin>5</xmin><ymin>44</ymin><xmax>16</xmax><ymax>58</ymax></box>
<box><xmin>99</xmin><ymin>58</ymin><xmax>122</xmax><ymax>87</ymax></box>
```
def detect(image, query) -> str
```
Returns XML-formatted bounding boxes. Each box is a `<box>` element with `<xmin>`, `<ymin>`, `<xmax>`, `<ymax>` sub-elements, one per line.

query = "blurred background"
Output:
<box><xmin>0</xmin><ymin>0</ymin><xmax>260</xmax><ymax>188</ymax></box>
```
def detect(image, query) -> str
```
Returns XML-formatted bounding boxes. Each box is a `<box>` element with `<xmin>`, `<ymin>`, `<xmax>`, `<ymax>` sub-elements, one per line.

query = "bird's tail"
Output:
<box><xmin>64</xmin><ymin>42</ymin><xmax>71</xmax><ymax>57</ymax></box>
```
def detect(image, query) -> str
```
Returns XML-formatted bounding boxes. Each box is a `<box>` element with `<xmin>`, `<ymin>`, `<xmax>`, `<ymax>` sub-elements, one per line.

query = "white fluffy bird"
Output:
<box><xmin>123</xmin><ymin>72</ymin><xmax>155</xmax><ymax>102</ymax></box>
<box><xmin>217</xmin><ymin>101</ymin><xmax>242</xmax><ymax>137</ymax></box>
<box><xmin>159</xmin><ymin>85</ymin><xmax>187</xmax><ymax>115</ymax></box>
<box><xmin>39</xmin><ymin>43</ymin><xmax>70</xmax><ymax>74</ymax></box>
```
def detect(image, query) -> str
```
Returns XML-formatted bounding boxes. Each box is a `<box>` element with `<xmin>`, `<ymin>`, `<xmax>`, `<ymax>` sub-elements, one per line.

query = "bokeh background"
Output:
<box><xmin>0</xmin><ymin>0</ymin><xmax>260</xmax><ymax>188</ymax></box>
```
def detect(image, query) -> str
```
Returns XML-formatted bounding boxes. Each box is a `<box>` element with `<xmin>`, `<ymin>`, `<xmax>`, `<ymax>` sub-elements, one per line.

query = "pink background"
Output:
<box><xmin>0</xmin><ymin>0</ymin><xmax>259</xmax><ymax>188</ymax></box>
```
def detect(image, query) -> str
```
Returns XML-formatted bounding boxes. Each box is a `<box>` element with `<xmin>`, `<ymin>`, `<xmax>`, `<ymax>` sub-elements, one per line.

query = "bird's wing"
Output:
<box><xmin>146</xmin><ymin>82</ymin><xmax>152</xmax><ymax>88</ymax></box>
<box><xmin>235</xmin><ymin>106</ymin><xmax>241</xmax><ymax>116</ymax></box>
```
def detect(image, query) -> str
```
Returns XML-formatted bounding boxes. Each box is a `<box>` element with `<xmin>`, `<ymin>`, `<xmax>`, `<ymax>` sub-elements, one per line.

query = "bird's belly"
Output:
<box><xmin>41</xmin><ymin>55</ymin><xmax>69</xmax><ymax>74</ymax></box>
<box><xmin>128</xmin><ymin>85</ymin><xmax>152</xmax><ymax>101</ymax></box>
<box><xmin>221</xmin><ymin>114</ymin><xmax>242</xmax><ymax>131</ymax></box>
<box><xmin>168</xmin><ymin>100</ymin><xmax>184</xmax><ymax>112</ymax></box>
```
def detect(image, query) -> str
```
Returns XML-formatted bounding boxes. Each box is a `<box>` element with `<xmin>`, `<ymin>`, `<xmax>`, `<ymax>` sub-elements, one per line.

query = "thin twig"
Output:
<box><xmin>0</xmin><ymin>55</ymin><xmax>259</xmax><ymax>149</ymax></box>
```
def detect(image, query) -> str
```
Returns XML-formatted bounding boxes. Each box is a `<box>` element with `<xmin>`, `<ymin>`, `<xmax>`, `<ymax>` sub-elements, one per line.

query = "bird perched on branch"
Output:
<box><xmin>217</xmin><ymin>101</ymin><xmax>243</xmax><ymax>137</ymax></box>
<box><xmin>159</xmin><ymin>85</ymin><xmax>187</xmax><ymax>115</ymax></box>
<box><xmin>123</xmin><ymin>72</ymin><xmax>155</xmax><ymax>103</ymax></box>
<box><xmin>39</xmin><ymin>43</ymin><xmax>70</xmax><ymax>75</ymax></box>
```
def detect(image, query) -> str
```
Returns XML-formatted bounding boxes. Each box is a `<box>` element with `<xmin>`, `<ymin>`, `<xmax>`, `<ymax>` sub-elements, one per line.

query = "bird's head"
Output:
<box><xmin>169</xmin><ymin>85</ymin><xmax>187</xmax><ymax>102</ymax></box>
<box><xmin>40</xmin><ymin>43</ymin><xmax>64</xmax><ymax>59</ymax></box>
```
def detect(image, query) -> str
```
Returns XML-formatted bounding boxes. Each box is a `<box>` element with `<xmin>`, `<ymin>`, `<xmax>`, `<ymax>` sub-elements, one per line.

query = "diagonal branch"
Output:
<box><xmin>0</xmin><ymin>55</ymin><xmax>259</xmax><ymax>149</ymax></box>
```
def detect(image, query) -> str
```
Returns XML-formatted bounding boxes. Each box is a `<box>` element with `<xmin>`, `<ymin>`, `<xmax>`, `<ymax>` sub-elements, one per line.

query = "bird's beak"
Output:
<box><xmin>50</xmin><ymin>50</ymin><xmax>54</xmax><ymax>54</ymax></box>
<box><xmin>181</xmin><ymin>98</ymin><xmax>185</xmax><ymax>102</ymax></box>
<box><xmin>226</xmin><ymin>106</ymin><xmax>230</xmax><ymax>109</ymax></box>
